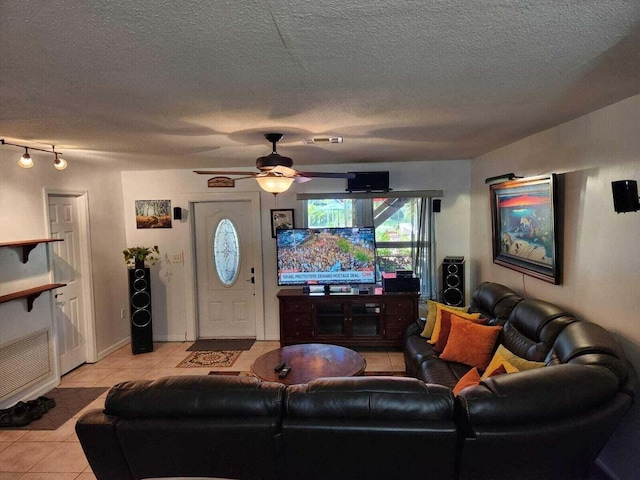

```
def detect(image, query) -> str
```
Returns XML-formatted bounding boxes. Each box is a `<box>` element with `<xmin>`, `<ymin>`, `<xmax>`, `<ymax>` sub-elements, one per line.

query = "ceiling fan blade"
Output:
<box><xmin>294</xmin><ymin>176</ymin><xmax>313</xmax><ymax>184</ymax></box>
<box><xmin>270</xmin><ymin>165</ymin><xmax>299</xmax><ymax>177</ymax></box>
<box><xmin>297</xmin><ymin>171</ymin><xmax>356</xmax><ymax>179</ymax></box>
<box><xmin>193</xmin><ymin>170</ymin><xmax>258</xmax><ymax>176</ymax></box>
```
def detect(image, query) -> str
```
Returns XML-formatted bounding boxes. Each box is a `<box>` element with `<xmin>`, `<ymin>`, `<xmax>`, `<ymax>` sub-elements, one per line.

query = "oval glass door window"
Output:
<box><xmin>213</xmin><ymin>218</ymin><xmax>240</xmax><ymax>286</ymax></box>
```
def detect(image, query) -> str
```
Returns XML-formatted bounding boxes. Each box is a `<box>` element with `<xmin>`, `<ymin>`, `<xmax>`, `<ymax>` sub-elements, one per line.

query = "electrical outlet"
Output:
<box><xmin>121</xmin><ymin>308</ymin><xmax>126</xmax><ymax>319</ymax></box>
<box><xmin>171</xmin><ymin>253</ymin><xmax>183</xmax><ymax>263</ymax></box>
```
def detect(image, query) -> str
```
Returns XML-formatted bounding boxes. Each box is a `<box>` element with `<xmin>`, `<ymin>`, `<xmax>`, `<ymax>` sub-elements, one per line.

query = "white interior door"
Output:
<box><xmin>49</xmin><ymin>194</ymin><xmax>87</xmax><ymax>374</ymax></box>
<box><xmin>194</xmin><ymin>201</ymin><xmax>257</xmax><ymax>338</ymax></box>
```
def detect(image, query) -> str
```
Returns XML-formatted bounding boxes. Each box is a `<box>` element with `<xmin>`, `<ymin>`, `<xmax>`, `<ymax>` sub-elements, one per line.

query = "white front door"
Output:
<box><xmin>194</xmin><ymin>201</ymin><xmax>257</xmax><ymax>338</ymax></box>
<box><xmin>49</xmin><ymin>195</ymin><xmax>86</xmax><ymax>374</ymax></box>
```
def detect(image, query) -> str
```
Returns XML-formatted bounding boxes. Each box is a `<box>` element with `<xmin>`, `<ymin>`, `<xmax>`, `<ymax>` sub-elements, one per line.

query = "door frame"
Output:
<box><xmin>43</xmin><ymin>188</ymin><xmax>98</xmax><ymax>366</ymax></box>
<box><xmin>181</xmin><ymin>191</ymin><xmax>264</xmax><ymax>341</ymax></box>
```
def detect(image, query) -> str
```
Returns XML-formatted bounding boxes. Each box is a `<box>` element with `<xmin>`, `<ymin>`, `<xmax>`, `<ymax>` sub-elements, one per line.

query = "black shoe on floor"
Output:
<box><xmin>25</xmin><ymin>400</ymin><xmax>44</xmax><ymax>420</ymax></box>
<box><xmin>0</xmin><ymin>402</ymin><xmax>31</xmax><ymax>427</ymax></box>
<box><xmin>37</xmin><ymin>396</ymin><xmax>56</xmax><ymax>412</ymax></box>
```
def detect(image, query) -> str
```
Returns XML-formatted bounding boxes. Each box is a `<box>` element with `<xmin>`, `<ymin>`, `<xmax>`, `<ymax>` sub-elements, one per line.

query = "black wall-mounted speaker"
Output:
<box><xmin>433</xmin><ymin>199</ymin><xmax>441</xmax><ymax>213</ymax></box>
<box><xmin>128</xmin><ymin>267</ymin><xmax>153</xmax><ymax>354</ymax></box>
<box><xmin>347</xmin><ymin>171</ymin><xmax>390</xmax><ymax>192</ymax></box>
<box><xmin>612</xmin><ymin>180</ymin><xmax>640</xmax><ymax>213</ymax></box>
<box><xmin>173</xmin><ymin>206</ymin><xmax>182</xmax><ymax>220</ymax></box>
<box><xmin>442</xmin><ymin>256</ymin><xmax>465</xmax><ymax>307</ymax></box>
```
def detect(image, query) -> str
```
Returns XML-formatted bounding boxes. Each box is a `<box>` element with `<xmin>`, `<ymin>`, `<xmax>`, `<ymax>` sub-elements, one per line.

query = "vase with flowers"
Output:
<box><xmin>122</xmin><ymin>246</ymin><xmax>160</xmax><ymax>269</ymax></box>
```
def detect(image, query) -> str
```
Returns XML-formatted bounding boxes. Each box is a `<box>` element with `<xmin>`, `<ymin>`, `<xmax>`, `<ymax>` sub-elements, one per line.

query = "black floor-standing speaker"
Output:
<box><xmin>128</xmin><ymin>267</ymin><xmax>153</xmax><ymax>354</ymax></box>
<box><xmin>442</xmin><ymin>256</ymin><xmax>465</xmax><ymax>307</ymax></box>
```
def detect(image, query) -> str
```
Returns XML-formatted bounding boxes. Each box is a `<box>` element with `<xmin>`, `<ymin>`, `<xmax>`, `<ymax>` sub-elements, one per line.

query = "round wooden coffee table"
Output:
<box><xmin>251</xmin><ymin>343</ymin><xmax>366</xmax><ymax>385</ymax></box>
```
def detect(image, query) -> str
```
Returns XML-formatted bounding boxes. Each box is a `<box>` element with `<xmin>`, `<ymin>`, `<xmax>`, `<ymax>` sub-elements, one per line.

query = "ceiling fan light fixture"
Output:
<box><xmin>255</xmin><ymin>175</ymin><xmax>294</xmax><ymax>194</ymax></box>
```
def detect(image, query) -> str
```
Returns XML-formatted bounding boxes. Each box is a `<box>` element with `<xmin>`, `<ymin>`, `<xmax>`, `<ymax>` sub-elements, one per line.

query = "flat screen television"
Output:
<box><xmin>276</xmin><ymin>227</ymin><xmax>377</xmax><ymax>286</ymax></box>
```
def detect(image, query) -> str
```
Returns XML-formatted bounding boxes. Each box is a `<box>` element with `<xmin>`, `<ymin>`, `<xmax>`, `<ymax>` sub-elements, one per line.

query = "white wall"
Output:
<box><xmin>0</xmin><ymin>149</ymin><xmax>129</xmax><ymax>407</ymax></box>
<box><xmin>121</xmin><ymin>159</ymin><xmax>471</xmax><ymax>342</ymax></box>
<box><xmin>470</xmin><ymin>94</ymin><xmax>640</xmax><ymax>480</ymax></box>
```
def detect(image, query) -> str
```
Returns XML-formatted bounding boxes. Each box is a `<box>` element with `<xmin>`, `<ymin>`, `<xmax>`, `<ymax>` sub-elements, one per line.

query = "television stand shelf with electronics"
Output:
<box><xmin>277</xmin><ymin>289</ymin><xmax>419</xmax><ymax>347</ymax></box>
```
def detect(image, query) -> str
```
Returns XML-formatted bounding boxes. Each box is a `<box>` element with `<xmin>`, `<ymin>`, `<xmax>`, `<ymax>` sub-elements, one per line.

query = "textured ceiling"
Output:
<box><xmin>1</xmin><ymin>0</ymin><xmax>639</xmax><ymax>171</ymax></box>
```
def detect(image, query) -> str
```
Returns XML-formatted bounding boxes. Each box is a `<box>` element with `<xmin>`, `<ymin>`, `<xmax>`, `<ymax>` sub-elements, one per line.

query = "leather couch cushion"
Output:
<box><xmin>469</xmin><ymin>282</ymin><xmax>523</xmax><ymax>325</ymax></box>
<box><xmin>286</xmin><ymin>376</ymin><xmax>454</xmax><ymax>420</ymax></box>
<box><xmin>502</xmin><ymin>299</ymin><xmax>577</xmax><ymax>361</ymax></box>
<box><xmin>418</xmin><ymin>356</ymin><xmax>471</xmax><ymax>388</ymax></box>
<box><xmin>105</xmin><ymin>375</ymin><xmax>285</xmax><ymax>418</ymax></box>
<box><xmin>552</xmin><ymin>321</ymin><xmax>629</xmax><ymax>384</ymax></box>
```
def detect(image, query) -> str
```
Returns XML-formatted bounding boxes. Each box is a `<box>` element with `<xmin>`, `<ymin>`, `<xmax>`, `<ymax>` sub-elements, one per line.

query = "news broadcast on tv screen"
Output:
<box><xmin>276</xmin><ymin>227</ymin><xmax>376</xmax><ymax>285</ymax></box>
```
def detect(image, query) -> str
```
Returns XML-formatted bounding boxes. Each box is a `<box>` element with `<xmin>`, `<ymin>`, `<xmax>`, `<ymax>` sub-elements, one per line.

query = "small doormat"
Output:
<box><xmin>187</xmin><ymin>339</ymin><xmax>255</xmax><ymax>351</ymax></box>
<box><xmin>2</xmin><ymin>387</ymin><xmax>108</xmax><ymax>431</ymax></box>
<box><xmin>177</xmin><ymin>350</ymin><xmax>242</xmax><ymax>368</ymax></box>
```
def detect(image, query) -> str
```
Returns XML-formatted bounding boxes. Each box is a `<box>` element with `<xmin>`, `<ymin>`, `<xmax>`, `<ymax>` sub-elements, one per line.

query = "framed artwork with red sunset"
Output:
<box><xmin>490</xmin><ymin>174</ymin><xmax>561</xmax><ymax>284</ymax></box>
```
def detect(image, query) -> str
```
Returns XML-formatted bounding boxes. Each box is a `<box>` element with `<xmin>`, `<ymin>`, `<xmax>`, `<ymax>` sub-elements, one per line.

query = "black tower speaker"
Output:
<box><xmin>128</xmin><ymin>267</ymin><xmax>153</xmax><ymax>354</ymax></box>
<box><xmin>442</xmin><ymin>256</ymin><xmax>465</xmax><ymax>307</ymax></box>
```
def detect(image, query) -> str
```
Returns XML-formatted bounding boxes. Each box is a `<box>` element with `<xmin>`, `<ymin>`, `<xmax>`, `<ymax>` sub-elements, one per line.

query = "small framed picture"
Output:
<box><xmin>271</xmin><ymin>209</ymin><xmax>295</xmax><ymax>238</ymax></box>
<box><xmin>135</xmin><ymin>200</ymin><xmax>172</xmax><ymax>229</ymax></box>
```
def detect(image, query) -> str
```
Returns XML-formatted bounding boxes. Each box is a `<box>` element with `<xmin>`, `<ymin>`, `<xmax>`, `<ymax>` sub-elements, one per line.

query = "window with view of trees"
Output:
<box><xmin>302</xmin><ymin>195</ymin><xmax>434</xmax><ymax>296</ymax></box>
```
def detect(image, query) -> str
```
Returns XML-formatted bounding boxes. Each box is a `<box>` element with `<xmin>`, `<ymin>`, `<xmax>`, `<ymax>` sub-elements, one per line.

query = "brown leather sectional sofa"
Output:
<box><xmin>76</xmin><ymin>282</ymin><xmax>637</xmax><ymax>480</ymax></box>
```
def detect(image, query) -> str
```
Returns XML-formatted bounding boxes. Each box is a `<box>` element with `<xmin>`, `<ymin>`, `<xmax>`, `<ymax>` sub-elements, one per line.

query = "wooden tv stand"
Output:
<box><xmin>277</xmin><ymin>289</ymin><xmax>419</xmax><ymax>347</ymax></box>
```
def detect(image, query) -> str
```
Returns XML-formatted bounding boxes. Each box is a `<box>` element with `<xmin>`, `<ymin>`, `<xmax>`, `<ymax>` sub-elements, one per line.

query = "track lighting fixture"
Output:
<box><xmin>1</xmin><ymin>139</ymin><xmax>69</xmax><ymax>171</ymax></box>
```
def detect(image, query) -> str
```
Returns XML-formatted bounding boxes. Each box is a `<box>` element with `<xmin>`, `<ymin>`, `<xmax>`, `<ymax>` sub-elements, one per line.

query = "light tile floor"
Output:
<box><xmin>0</xmin><ymin>341</ymin><xmax>405</xmax><ymax>479</ymax></box>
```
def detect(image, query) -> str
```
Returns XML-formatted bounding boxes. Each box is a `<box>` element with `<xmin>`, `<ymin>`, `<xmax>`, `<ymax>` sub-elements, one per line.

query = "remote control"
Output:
<box><xmin>278</xmin><ymin>366</ymin><xmax>291</xmax><ymax>378</ymax></box>
<box><xmin>274</xmin><ymin>361</ymin><xmax>286</xmax><ymax>372</ymax></box>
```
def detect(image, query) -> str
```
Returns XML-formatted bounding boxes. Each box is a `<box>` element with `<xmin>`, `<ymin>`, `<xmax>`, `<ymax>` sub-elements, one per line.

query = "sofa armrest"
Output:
<box><xmin>456</xmin><ymin>364</ymin><xmax>619</xmax><ymax>426</ymax></box>
<box><xmin>76</xmin><ymin>409</ymin><xmax>134</xmax><ymax>480</ymax></box>
<box><xmin>405</xmin><ymin>318</ymin><xmax>425</xmax><ymax>338</ymax></box>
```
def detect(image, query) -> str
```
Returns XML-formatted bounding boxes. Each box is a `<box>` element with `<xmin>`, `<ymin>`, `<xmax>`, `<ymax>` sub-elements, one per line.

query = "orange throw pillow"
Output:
<box><xmin>434</xmin><ymin>311</ymin><xmax>486</xmax><ymax>353</ymax></box>
<box><xmin>452</xmin><ymin>367</ymin><xmax>481</xmax><ymax>395</ymax></box>
<box><xmin>452</xmin><ymin>364</ymin><xmax>509</xmax><ymax>396</ymax></box>
<box><xmin>429</xmin><ymin>304</ymin><xmax>481</xmax><ymax>345</ymax></box>
<box><xmin>440</xmin><ymin>316</ymin><xmax>502</xmax><ymax>370</ymax></box>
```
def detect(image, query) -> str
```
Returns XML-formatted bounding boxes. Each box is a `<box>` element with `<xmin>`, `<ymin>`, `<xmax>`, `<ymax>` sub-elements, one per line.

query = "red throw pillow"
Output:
<box><xmin>439</xmin><ymin>316</ymin><xmax>502</xmax><ymax>370</ymax></box>
<box><xmin>434</xmin><ymin>311</ymin><xmax>486</xmax><ymax>353</ymax></box>
<box><xmin>452</xmin><ymin>367</ymin><xmax>481</xmax><ymax>395</ymax></box>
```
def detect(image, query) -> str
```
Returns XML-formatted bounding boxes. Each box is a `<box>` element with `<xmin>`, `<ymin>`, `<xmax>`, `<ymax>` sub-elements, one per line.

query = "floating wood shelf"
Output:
<box><xmin>0</xmin><ymin>239</ymin><xmax>64</xmax><ymax>263</ymax></box>
<box><xmin>0</xmin><ymin>283</ymin><xmax>67</xmax><ymax>312</ymax></box>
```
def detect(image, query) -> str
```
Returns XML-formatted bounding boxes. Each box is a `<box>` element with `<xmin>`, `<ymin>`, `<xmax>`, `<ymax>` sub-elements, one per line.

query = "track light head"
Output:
<box><xmin>18</xmin><ymin>148</ymin><xmax>34</xmax><ymax>168</ymax></box>
<box><xmin>53</xmin><ymin>153</ymin><xmax>67</xmax><ymax>171</ymax></box>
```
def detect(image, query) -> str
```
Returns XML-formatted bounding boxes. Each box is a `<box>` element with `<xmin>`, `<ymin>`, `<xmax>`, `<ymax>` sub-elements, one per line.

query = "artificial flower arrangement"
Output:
<box><xmin>122</xmin><ymin>245</ymin><xmax>160</xmax><ymax>268</ymax></box>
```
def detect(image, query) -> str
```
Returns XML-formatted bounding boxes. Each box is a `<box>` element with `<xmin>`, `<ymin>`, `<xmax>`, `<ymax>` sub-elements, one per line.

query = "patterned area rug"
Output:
<box><xmin>2</xmin><ymin>387</ymin><xmax>108</xmax><ymax>431</ymax></box>
<box><xmin>177</xmin><ymin>350</ymin><xmax>242</xmax><ymax>368</ymax></box>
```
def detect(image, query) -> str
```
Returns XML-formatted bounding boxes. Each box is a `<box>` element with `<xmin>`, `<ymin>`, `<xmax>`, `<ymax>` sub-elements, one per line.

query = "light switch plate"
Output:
<box><xmin>171</xmin><ymin>253</ymin><xmax>182</xmax><ymax>263</ymax></box>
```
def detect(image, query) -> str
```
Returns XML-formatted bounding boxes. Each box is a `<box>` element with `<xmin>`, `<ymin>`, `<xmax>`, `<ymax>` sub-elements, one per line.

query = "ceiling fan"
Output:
<box><xmin>194</xmin><ymin>133</ymin><xmax>355</xmax><ymax>194</ymax></box>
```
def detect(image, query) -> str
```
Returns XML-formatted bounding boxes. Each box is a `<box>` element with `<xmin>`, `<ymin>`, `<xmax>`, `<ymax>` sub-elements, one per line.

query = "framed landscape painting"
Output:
<box><xmin>490</xmin><ymin>174</ymin><xmax>561</xmax><ymax>284</ymax></box>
